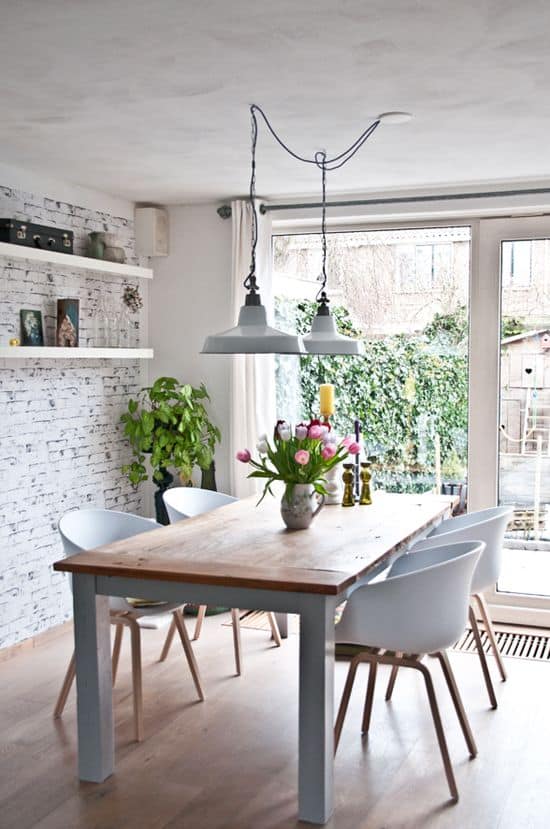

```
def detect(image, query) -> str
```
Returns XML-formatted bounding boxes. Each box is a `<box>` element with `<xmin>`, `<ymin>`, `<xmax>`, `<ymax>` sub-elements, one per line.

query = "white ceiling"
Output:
<box><xmin>2</xmin><ymin>0</ymin><xmax>550</xmax><ymax>204</ymax></box>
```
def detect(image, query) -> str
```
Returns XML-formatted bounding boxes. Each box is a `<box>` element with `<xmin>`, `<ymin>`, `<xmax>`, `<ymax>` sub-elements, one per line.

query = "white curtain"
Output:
<box><xmin>229</xmin><ymin>200</ymin><xmax>276</xmax><ymax>497</ymax></box>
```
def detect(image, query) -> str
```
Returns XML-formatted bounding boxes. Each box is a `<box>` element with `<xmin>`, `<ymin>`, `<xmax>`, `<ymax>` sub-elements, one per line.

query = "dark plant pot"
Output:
<box><xmin>441</xmin><ymin>480</ymin><xmax>468</xmax><ymax>514</ymax></box>
<box><xmin>154</xmin><ymin>468</ymin><xmax>174</xmax><ymax>525</ymax></box>
<box><xmin>200</xmin><ymin>460</ymin><xmax>217</xmax><ymax>492</ymax></box>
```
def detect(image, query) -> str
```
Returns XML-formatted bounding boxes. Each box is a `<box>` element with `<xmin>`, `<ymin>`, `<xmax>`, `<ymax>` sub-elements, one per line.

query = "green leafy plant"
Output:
<box><xmin>121</xmin><ymin>376</ymin><xmax>221</xmax><ymax>487</ymax></box>
<box><xmin>502</xmin><ymin>315</ymin><xmax>527</xmax><ymax>338</ymax></box>
<box><xmin>441</xmin><ymin>447</ymin><xmax>467</xmax><ymax>480</ymax></box>
<box><xmin>423</xmin><ymin>305</ymin><xmax>468</xmax><ymax>345</ymax></box>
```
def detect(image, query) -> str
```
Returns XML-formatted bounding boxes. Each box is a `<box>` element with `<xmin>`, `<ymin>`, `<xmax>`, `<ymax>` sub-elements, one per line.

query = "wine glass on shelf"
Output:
<box><xmin>93</xmin><ymin>294</ymin><xmax>108</xmax><ymax>348</ymax></box>
<box><xmin>105</xmin><ymin>299</ymin><xmax>120</xmax><ymax>348</ymax></box>
<box><xmin>118</xmin><ymin>303</ymin><xmax>132</xmax><ymax>349</ymax></box>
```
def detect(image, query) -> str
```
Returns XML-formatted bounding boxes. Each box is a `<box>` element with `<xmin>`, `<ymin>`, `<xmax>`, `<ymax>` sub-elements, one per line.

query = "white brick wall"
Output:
<box><xmin>0</xmin><ymin>186</ymin><xmax>148</xmax><ymax>648</ymax></box>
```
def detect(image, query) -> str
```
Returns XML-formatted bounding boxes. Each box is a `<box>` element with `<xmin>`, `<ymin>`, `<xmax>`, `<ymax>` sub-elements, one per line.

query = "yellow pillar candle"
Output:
<box><xmin>319</xmin><ymin>383</ymin><xmax>335</xmax><ymax>417</ymax></box>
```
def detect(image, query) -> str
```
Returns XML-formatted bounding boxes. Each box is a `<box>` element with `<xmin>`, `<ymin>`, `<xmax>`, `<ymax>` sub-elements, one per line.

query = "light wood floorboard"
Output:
<box><xmin>1</xmin><ymin>613</ymin><xmax>549</xmax><ymax>829</ymax></box>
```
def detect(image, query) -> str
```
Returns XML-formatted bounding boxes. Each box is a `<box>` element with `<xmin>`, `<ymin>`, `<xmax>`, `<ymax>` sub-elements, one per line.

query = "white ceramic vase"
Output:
<box><xmin>280</xmin><ymin>483</ymin><xmax>325</xmax><ymax>530</ymax></box>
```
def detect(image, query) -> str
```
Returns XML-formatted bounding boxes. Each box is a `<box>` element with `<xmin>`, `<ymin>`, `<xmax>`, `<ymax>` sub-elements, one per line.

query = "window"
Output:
<box><xmin>272</xmin><ymin>226</ymin><xmax>470</xmax><ymax>497</ymax></box>
<box><xmin>502</xmin><ymin>240</ymin><xmax>532</xmax><ymax>288</ymax></box>
<box><xmin>396</xmin><ymin>243</ymin><xmax>452</xmax><ymax>291</ymax></box>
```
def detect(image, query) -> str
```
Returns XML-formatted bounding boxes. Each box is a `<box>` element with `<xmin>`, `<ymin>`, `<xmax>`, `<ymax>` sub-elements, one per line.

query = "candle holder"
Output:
<box><xmin>359</xmin><ymin>462</ymin><xmax>373</xmax><ymax>505</ymax></box>
<box><xmin>319</xmin><ymin>412</ymin><xmax>343</xmax><ymax>504</ymax></box>
<box><xmin>325</xmin><ymin>461</ymin><xmax>343</xmax><ymax>505</ymax></box>
<box><xmin>354</xmin><ymin>418</ymin><xmax>361</xmax><ymax>500</ymax></box>
<box><xmin>341</xmin><ymin>463</ymin><xmax>356</xmax><ymax>507</ymax></box>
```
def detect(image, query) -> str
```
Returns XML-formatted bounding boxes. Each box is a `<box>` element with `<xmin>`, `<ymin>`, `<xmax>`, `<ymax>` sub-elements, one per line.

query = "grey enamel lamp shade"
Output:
<box><xmin>201</xmin><ymin>301</ymin><xmax>305</xmax><ymax>355</ymax></box>
<box><xmin>302</xmin><ymin>307</ymin><xmax>364</xmax><ymax>356</ymax></box>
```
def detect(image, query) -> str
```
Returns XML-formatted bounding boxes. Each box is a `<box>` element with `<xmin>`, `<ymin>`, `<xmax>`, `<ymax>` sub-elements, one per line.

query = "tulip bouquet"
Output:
<box><xmin>236</xmin><ymin>419</ymin><xmax>361</xmax><ymax>504</ymax></box>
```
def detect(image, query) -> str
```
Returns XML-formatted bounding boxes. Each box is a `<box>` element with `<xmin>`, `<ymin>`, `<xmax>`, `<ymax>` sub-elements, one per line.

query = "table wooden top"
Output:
<box><xmin>54</xmin><ymin>492</ymin><xmax>455</xmax><ymax>595</ymax></box>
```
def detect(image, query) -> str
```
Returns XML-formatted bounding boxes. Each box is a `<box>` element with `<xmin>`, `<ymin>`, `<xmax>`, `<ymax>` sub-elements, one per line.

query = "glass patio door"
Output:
<box><xmin>473</xmin><ymin>216</ymin><xmax>550</xmax><ymax>624</ymax></box>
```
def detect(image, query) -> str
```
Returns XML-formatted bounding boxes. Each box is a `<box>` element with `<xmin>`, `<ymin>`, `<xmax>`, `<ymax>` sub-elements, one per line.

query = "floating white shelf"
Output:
<box><xmin>0</xmin><ymin>241</ymin><xmax>153</xmax><ymax>279</ymax></box>
<box><xmin>0</xmin><ymin>346</ymin><xmax>154</xmax><ymax>360</ymax></box>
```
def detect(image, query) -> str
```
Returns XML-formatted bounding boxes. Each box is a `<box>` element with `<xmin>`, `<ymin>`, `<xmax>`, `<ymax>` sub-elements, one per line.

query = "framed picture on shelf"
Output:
<box><xmin>20</xmin><ymin>309</ymin><xmax>44</xmax><ymax>346</ymax></box>
<box><xmin>56</xmin><ymin>298</ymin><xmax>80</xmax><ymax>347</ymax></box>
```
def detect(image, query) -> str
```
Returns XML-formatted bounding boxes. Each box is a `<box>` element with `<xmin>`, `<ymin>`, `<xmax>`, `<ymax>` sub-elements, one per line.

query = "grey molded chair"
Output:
<box><xmin>387</xmin><ymin>506</ymin><xmax>514</xmax><ymax>709</ymax></box>
<box><xmin>55</xmin><ymin>508</ymin><xmax>204</xmax><ymax>741</ymax></box>
<box><xmin>160</xmin><ymin>487</ymin><xmax>281</xmax><ymax>675</ymax></box>
<box><xmin>334</xmin><ymin>540</ymin><xmax>484</xmax><ymax>803</ymax></box>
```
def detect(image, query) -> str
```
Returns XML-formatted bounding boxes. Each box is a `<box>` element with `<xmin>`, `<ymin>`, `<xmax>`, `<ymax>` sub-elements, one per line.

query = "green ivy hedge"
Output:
<box><xmin>275</xmin><ymin>298</ymin><xmax>468</xmax><ymax>475</ymax></box>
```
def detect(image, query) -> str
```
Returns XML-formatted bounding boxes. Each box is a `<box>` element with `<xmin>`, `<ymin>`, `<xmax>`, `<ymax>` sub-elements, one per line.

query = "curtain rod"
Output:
<box><xmin>216</xmin><ymin>187</ymin><xmax>550</xmax><ymax>219</ymax></box>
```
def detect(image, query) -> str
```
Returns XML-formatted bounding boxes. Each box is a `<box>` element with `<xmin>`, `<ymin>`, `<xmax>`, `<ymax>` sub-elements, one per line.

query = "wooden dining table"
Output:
<box><xmin>54</xmin><ymin>491</ymin><xmax>455</xmax><ymax>825</ymax></box>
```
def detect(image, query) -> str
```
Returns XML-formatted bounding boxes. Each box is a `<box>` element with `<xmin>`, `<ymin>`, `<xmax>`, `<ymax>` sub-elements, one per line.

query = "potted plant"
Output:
<box><xmin>236</xmin><ymin>419</ymin><xmax>361</xmax><ymax>529</ymax></box>
<box><xmin>121</xmin><ymin>376</ymin><xmax>221</xmax><ymax>524</ymax></box>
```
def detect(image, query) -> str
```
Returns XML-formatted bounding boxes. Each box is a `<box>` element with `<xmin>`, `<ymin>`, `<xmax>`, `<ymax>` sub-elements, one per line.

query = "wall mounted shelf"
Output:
<box><xmin>0</xmin><ymin>241</ymin><xmax>153</xmax><ymax>279</ymax></box>
<box><xmin>0</xmin><ymin>347</ymin><xmax>154</xmax><ymax>360</ymax></box>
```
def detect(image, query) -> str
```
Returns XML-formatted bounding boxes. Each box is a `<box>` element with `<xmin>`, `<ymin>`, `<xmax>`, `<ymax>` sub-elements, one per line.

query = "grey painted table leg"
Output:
<box><xmin>298</xmin><ymin>595</ymin><xmax>336</xmax><ymax>824</ymax></box>
<box><xmin>73</xmin><ymin>573</ymin><xmax>114</xmax><ymax>782</ymax></box>
<box><xmin>274</xmin><ymin>612</ymin><xmax>288</xmax><ymax>639</ymax></box>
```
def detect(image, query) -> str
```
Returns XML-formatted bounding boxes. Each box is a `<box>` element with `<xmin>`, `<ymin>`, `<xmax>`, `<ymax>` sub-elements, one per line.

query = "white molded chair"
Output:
<box><xmin>334</xmin><ymin>540</ymin><xmax>484</xmax><ymax>803</ymax></box>
<box><xmin>386</xmin><ymin>506</ymin><xmax>514</xmax><ymax>709</ymax></box>
<box><xmin>54</xmin><ymin>508</ymin><xmax>204</xmax><ymax>741</ymax></box>
<box><xmin>161</xmin><ymin>487</ymin><xmax>281</xmax><ymax>675</ymax></box>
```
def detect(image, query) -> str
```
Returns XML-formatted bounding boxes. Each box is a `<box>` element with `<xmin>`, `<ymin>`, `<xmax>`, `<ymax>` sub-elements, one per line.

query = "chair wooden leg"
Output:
<box><xmin>111</xmin><ymin>623</ymin><xmax>124</xmax><ymax>688</ymax></box>
<box><xmin>231</xmin><ymin>608</ymin><xmax>243</xmax><ymax>676</ymax></box>
<box><xmin>334</xmin><ymin>655</ymin><xmax>362</xmax><ymax>753</ymax></box>
<box><xmin>193</xmin><ymin>605</ymin><xmax>207</xmax><ymax>641</ymax></box>
<box><xmin>159</xmin><ymin>616</ymin><xmax>177</xmax><ymax>662</ymax></box>
<box><xmin>415</xmin><ymin>660</ymin><xmax>459</xmax><ymax>803</ymax></box>
<box><xmin>128</xmin><ymin>617</ymin><xmax>144</xmax><ymax>742</ymax></box>
<box><xmin>435</xmin><ymin>650</ymin><xmax>477</xmax><ymax>758</ymax></box>
<box><xmin>469</xmin><ymin>604</ymin><xmax>498</xmax><ymax>710</ymax></box>
<box><xmin>474</xmin><ymin>592</ymin><xmax>507</xmax><ymax>682</ymax></box>
<box><xmin>385</xmin><ymin>652</ymin><xmax>402</xmax><ymax>701</ymax></box>
<box><xmin>361</xmin><ymin>660</ymin><xmax>378</xmax><ymax>735</ymax></box>
<box><xmin>53</xmin><ymin>651</ymin><xmax>76</xmax><ymax>719</ymax></box>
<box><xmin>173</xmin><ymin>609</ymin><xmax>205</xmax><ymax>701</ymax></box>
<box><xmin>55</xmin><ymin>620</ymin><xmax>124</xmax><ymax>717</ymax></box>
<box><xmin>267</xmin><ymin>612</ymin><xmax>282</xmax><ymax>647</ymax></box>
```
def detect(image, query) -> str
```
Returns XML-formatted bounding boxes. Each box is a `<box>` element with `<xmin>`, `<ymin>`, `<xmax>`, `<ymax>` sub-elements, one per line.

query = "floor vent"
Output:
<box><xmin>453</xmin><ymin>628</ymin><xmax>550</xmax><ymax>661</ymax></box>
<box><xmin>229</xmin><ymin>612</ymin><xmax>550</xmax><ymax>663</ymax></box>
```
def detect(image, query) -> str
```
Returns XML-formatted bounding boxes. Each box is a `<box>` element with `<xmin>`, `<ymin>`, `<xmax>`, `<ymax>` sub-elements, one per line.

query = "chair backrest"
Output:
<box><xmin>337</xmin><ymin>541</ymin><xmax>484</xmax><ymax>655</ymax></box>
<box><xmin>420</xmin><ymin>505</ymin><xmax>514</xmax><ymax>592</ymax></box>
<box><xmin>58</xmin><ymin>509</ymin><xmax>161</xmax><ymax>612</ymax></box>
<box><xmin>58</xmin><ymin>508</ymin><xmax>160</xmax><ymax>555</ymax></box>
<box><xmin>163</xmin><ymin>487</ymin><xmax>237</xmax><ymax>523</ymax></box>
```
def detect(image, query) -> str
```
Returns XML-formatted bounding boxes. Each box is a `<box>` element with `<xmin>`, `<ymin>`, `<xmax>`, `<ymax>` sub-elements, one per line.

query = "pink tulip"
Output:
<box><xmin>342</xmin><ymin>434</ymin><xmax>355</xmax><ymax>447</ymax></box>
<box><xmin>347</xmin><ymin>442</ymin><xmax>361</xmax><ymax>455</ymax></box>
<box><xmin>321</xmin><ymin>444</ymin><xmax>336</xmax><ymax>460</ymax></box>
<box><xmin>294</xmin><ymin>449</ymin><xmax>310</xmax><ymax>465</ymax></box>
<box><xmin>236</xmin><ymin>449</ymin><xmax>251</xmax><ymax>463</ymax></box>
<box><xmin>308</xmin><ymin>425</ymin><xmax>323</xmax><ymax>439</ymax></box>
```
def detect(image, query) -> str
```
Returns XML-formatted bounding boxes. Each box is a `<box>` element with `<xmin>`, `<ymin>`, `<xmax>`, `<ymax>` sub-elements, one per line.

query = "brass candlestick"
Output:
<box><xmin>359</xmin><ymin>462</ymin><xmax>372</xmax><ymax>505</ymax></box>
<box><xmin>342</xmin><ymin>463</ymin><xmax>355</xmax><ymax>507</ymax></box>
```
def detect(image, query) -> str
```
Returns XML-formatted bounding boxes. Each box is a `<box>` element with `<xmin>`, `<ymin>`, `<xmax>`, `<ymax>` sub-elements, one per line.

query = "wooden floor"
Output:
<box><xmin>1</xmin><ymin>613</ymin><xmax>549</xmax><ymax>829</ymax></box>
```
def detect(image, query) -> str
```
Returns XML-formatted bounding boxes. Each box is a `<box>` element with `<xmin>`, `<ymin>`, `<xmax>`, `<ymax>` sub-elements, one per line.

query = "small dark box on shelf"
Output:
<box><xmin>0</xmin><ymin>219</ymin><xmax>74</xmax><ymax>254</ymax></box>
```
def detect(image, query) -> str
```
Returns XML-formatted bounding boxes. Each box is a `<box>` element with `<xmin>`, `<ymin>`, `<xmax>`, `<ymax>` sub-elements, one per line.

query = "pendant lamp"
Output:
<box><xmin>302</xmin><ymin>154</ymin><xmax>363</xmax><ymax>355</ymax></box>
<box><xmin>202</xmin><ymin>109</ymin><xmax>304</xmax><ymax>355</ymax></box>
